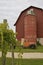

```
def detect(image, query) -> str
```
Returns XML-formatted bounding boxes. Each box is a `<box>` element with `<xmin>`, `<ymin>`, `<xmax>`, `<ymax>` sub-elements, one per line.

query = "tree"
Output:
<box><xmin>0</xmin><ymin>19</ymin><xmax>9</xmax><ymax>65</ymax></box>
<box><xmin>0</xmin><ymin>19</ymin><xmax>17</xmax><ymax>65</ymax></box>
<box><xmin>8</xmin><ymin>30</ymin><xmax>17</xmax><ymax>65</ymax></box>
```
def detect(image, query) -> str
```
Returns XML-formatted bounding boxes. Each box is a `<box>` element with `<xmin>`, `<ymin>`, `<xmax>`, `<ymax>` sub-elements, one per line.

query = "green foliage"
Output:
<box><xmin>0</xmin><ymin>19</ymin><xmax>17</xmax><ymax>65</ymax></box>
<box><xmin>0</xmin><ymin>19</ymin><xmax>17</xmax><ymax>50</ymax></box>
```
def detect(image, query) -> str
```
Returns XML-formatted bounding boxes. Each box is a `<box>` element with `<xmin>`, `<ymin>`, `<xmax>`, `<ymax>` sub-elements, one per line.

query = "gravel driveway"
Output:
<box><xmin>0</xmin><ymin>52</ymin><xmax>43</xmax><ymax>59</ymax></box>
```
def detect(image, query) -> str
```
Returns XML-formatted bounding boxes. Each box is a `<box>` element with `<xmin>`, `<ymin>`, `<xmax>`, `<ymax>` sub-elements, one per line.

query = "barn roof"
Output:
<box><xmin>14</xmin><ymin>6</ymin><xmax>43</xmax><ymax>26</ymax></box>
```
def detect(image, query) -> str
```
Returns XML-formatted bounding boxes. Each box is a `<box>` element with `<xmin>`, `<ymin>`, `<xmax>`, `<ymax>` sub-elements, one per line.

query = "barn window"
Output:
<box><xmin>27</xmin><ymin>9</ymin><xmax>35</xmax><ymax>15</ymax></box>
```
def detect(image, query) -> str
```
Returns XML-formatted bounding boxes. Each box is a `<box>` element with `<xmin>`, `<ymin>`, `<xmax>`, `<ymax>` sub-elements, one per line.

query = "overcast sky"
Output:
<box><xmin>0</xmin><ymin>0</ymin><xmax>43</xmax><ymax>32</ymax></box>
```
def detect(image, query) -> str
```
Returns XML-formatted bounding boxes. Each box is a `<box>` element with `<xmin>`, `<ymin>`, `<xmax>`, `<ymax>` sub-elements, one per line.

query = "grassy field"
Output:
<box><xmin>0</xmin><ymin>58</ymin><xmax>43</xmax><ymax>65</ymax></box>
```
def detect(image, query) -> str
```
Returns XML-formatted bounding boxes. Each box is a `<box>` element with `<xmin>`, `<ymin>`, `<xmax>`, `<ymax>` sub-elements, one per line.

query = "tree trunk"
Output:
<box><xmin>2</xmin><ymin>52</ymin><xmax>6</xmax><ymax>65</ymax></box>
<box><xmin>11</xmin><ymin>44</ymin><xmax>14</xmax><ymax>65</ymax></box>
<box><xmin>1</xmin><ymin>32</ymin><xmax>6</xmax><ymax>65</ymax></box>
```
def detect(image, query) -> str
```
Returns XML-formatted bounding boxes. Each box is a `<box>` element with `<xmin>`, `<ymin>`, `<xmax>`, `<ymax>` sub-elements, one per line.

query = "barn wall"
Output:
<box><xmin>15</xmin><ymin>7</ymin><xmax>43</xmax><ymax>42</ymax></box>
<box><xmin>24</xmin><ymin>14</ymin><xmax>37</xmax><ymax>45</ymax></box>
<box><xmin>33</xmin><ymin>8</ymin><xmax>43</xmax><ymax>37</ymax></box>
<box><xmin>16</xmin><ymin>13</ymin><xmax>25</xmax><ymax>40</ymax></box>
<box><xmin>23</xmin><ymin>7</ymin><xmax>43</xmax><ymax>38</ymax></box>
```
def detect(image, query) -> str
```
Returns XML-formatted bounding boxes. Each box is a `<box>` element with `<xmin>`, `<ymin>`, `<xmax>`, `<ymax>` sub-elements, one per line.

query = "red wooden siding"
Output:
<box><xmin>24</xmin><ymin>14</ymin><xmax>37</xmax><ymax>45</ymax></box>
<box><xmin>34</xmin><ymin>8</ymin><xmax>43</xmax><ymax>37</ymax></box>
<box><xmin>16</xmin><ymin>13</ymin><xmax>24</xmax><ymax>40</ymax></box>
<box><xmin>14</xmin><ymin>6</ymin><xmax>43</xmax><ymax>41</ymax></box>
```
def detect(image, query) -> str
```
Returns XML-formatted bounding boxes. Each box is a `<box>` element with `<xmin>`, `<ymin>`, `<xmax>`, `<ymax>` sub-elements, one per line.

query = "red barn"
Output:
<box><xmin>14</xmin><ymin>6</ymin><xmax>43</xmax><ymax>47</ymax></box>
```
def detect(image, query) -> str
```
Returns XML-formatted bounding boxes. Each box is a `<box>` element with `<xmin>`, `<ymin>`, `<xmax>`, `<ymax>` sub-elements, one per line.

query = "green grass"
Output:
<box><xmin>0</xmin><ymin>58</ymin><xmax>43</xmax><ymax>65</ymax></box>
<box><xmin>0</xmin><ymin>46</ymin><xmax>43</xmax><ymax>52</ymax></box>
<box><xmin>14</xmin><ymin>46</ymin><xmax>43</xmax><ymax>52</ymax></box>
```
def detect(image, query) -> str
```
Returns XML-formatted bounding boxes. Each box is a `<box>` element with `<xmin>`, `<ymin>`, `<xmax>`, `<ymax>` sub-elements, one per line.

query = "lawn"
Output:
<box><xmin>0</xmin><ymin>58</ymin><xmax>43</xmax><ymax>65</ymax></box>
<box><xmin>0</xmin><ymin>46</ymin><xmax>43</xmax><ymax>52</ymax></box>
<box><xmin>14</xmin><ymin>46</ymin><xmax>43</xmax><ymax>52</ymax></box>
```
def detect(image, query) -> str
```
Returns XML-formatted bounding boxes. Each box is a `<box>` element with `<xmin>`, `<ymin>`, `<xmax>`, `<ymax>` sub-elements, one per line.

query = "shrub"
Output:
<box><xmin>36</xmin><ymin>41</ymin><xmax>41</xmax><ymax>46</ymax></box>
<box><xmin>29</xmin><ymin>44</ymin><xmax>36</xmax><ymax>49</ymax></box>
